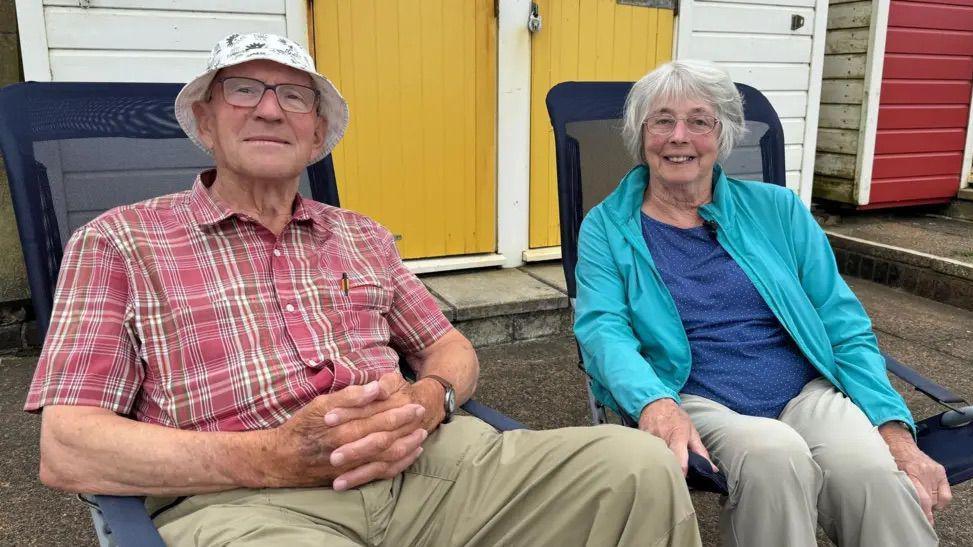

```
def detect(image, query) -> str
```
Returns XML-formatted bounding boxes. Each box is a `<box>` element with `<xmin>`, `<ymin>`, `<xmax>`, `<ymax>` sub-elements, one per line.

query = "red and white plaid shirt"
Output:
<box><xmin>25</xmin><ymin>171</ymin><xmax>452</xmax><ymax>431</ymax></box>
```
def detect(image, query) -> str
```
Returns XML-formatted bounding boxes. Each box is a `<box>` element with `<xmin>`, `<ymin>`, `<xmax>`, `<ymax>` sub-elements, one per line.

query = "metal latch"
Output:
<box><xmin>791</xmin><ymin>14</ymin><xmax>805</xmax><ymax>31</ymax></box>
<box><xmin>528</xmin><ymin>2</ymin><xmax>543</xmax><ymax>33</ymax></box>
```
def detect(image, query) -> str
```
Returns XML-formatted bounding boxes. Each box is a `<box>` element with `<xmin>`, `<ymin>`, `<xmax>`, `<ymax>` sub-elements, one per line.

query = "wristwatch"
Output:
<box><xmin>423</xmin><ymin>375</ymin><xmax>456</xmax><ymax>423</ymax></box>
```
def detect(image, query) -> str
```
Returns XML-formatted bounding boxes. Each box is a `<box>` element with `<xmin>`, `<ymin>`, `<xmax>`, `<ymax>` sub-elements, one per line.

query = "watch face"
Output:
<box><xmin>445</xmin><ymin>387</ymin><xmax>456</xmax><ymax>413</ymax></box>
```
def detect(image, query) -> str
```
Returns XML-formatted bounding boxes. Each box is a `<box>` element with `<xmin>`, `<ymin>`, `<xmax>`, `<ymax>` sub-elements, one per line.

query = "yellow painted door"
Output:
<box><xmin>313</xmin><ymin>1</ymin><xmax>496</xmax><ymax>259</ymax></box>
<box><xmin>529</xmin><ymin>0</ymin><xmax>674</xmax><ymax>248</ymax></box>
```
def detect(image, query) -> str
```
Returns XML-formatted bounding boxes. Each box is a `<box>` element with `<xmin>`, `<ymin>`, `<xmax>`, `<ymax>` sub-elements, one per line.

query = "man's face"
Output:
<box><xmin>192</xmin><ymin>60</ymin><xmax>327</xmax><ymax>182</ymax></box>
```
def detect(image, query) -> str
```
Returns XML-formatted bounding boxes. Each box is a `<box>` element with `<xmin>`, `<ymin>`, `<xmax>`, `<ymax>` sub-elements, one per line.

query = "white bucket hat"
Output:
<box><xmin>175</xmin><ymin>32</ymin><xmax>349</xmax><ymax>164</ymax></box>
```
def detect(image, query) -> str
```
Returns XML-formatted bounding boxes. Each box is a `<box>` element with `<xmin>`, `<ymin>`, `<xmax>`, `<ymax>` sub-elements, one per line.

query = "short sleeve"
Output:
<box><xmin>379</xmin><ymin>232</ymin><xmax>453</xmax><ymax>356</ymax></box>
<box><xmin>24</xmin><ymin>225</ymin><xmax>143</xmax><ymax>414</ymax></box>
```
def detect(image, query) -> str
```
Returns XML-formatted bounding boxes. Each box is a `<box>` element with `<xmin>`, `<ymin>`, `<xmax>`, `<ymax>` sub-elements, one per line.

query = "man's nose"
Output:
<box><xmin>252</xmin><ymin>88</ymin><xmax>284</xmax><ymax>119</ymax></box>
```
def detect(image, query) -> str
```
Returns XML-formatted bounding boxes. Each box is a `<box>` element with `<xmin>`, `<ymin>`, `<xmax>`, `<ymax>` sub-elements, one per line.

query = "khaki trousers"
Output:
<box><xmin>153</xmin><ymin>417</ymin><xmax>701</xmax><ymax>546</ymax></box>
<box><xmin>682</xmin><ymin>377</ymin><xmax>937</xmax><ymax>547</ymax></box>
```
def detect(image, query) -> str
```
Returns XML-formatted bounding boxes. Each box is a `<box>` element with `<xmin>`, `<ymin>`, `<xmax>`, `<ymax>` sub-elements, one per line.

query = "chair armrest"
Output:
<box><xmin>883</xmin><ymin>351</ymin><xmax>966</xmax><ymax>405</ymax></box>
<box><xmin>92</xmin><ymin>495</ymin><xmax>166</xmax><ymax>547</ymax></box>
<box><xmin>460</xmin><ymin>399</ymin><xmax>527</xmax><ymax>431</ymax></box>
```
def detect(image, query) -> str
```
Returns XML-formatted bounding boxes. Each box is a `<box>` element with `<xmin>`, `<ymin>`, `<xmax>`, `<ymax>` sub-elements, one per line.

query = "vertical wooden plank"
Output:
<box><xmin>397</xmin><ymin>0</ymin><xmax>424</xmax><ymax>255</ymax></box>
<box><xmin>441</xmin><ymin>0</ymin><xmax>463</xmax><ymax>254</ymax></box>
<box><xmin>578</xmin><ymin>0</ymin><xmax>598</xmax><ymax>75</ymax></box>
<box><xmin>374</xmin><ymin>1</ymin><xmax>403</xmax><ymax>248</ymax></box>
<box><xmin>335</xmin><ymin>1</ymin><xmax>359</xmax><ymax>207</ymax></box>
<box><xmin>474</xmin><ymin>0</ymin><xmax>497</xmax><ymax>251</ymax></box>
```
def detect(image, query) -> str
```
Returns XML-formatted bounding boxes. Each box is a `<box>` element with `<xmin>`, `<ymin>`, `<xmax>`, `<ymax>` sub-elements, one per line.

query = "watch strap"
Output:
<box><xmin>422</xmin><ymin>375</ymin><xmax>456</xmax><ymax>423</ymax></box>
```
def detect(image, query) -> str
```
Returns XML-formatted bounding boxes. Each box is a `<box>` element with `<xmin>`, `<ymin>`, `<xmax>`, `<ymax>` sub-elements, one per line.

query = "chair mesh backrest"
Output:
<box><xmin>0</xmin><ymin>82</ymin><xmax>339</xmax><ymax>339</ymax></box>
<box><xmin>546</xmin><ymin>81</ymin><xmax>787</xmax><ymax>298</ymax></box>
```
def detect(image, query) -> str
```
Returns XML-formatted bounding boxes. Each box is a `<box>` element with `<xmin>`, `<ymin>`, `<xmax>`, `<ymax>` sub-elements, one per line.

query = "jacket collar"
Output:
<box><xmin>601</xmin><ymin>164</ymin><xmax>736</xmax><ymax>230</ymax></box>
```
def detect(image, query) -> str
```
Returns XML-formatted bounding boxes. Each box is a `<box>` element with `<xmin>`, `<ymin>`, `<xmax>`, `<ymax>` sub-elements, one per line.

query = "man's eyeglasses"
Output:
<box><xmin>216</xmin><ymin>77</ymin><xmax>319</xmax><ymax>114</ymax></box>
<box><xmin>643</xmin><ymin>114</ymin><xmax>720</xmax><ymax>136</ymax></box>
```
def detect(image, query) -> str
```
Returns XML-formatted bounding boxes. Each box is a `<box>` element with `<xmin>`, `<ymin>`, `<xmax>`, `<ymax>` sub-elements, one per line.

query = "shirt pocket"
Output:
<box><xmin>345</xmin><ymin>273</ymin><xmax>393</xmax><ymax>313</ymax></box>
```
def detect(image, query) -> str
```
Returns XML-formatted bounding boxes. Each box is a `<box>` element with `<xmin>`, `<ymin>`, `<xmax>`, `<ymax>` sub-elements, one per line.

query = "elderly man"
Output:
<box><xmin>25</xmin><ymin>33</ymin><xmax>700</xmax><ymax>546</ymax></box>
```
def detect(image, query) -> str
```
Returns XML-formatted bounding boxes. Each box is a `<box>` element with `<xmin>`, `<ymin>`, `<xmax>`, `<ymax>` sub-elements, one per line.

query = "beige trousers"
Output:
<box><xmin>682</xmin><ymin>377</ymin><xmax>937</xmax><ymax>547</ymax></box>
<box><xmin>153</xmin><ymin>417</ymin><xmax>701</xmax><ymax>547</ymax></box>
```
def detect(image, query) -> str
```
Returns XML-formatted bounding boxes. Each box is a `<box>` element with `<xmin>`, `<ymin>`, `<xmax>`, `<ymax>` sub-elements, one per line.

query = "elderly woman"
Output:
<box><xmin>574</xmin><ymin>59</ymin><xmax>949</xmax><ymax>547</ymax></box>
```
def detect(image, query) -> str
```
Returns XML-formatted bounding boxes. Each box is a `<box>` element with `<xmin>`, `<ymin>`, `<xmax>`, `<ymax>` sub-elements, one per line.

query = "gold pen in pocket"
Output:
<box><xmin>341</xmin><ymin>272</ymin><xmax>349</xmax><ymax>296</ymax></box>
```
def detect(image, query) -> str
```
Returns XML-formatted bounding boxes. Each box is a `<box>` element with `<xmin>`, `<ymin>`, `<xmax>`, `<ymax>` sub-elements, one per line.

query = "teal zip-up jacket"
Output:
<box><xmin>574</xmin><ymin>164</ymin><xmax>914</xmax><ymax>431</ymax></box>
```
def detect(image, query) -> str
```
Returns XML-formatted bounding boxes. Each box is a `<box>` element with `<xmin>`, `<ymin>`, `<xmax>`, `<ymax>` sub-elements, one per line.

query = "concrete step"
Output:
<box><xmin>421</xmin><ymin>264</ymin><xmax>572</xmax><ymax>348</ymax></box>
<box><xmin>824</xmin><ymin>214</ymin><xmax>973</xmax><ymax>312</ymax></box>
<box><xmin>945</xmin><ymin>190</ymin><xmax>973</xmax><ymax>222</ymax></box>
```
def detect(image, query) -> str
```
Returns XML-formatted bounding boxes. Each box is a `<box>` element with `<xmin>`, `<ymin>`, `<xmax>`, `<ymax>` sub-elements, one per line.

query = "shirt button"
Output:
<box><xmin>273</xmin><ymin>249</ymin><xmax>282</xmax><ymax>257</ymax></box>
<box><xmin>285</xmin><ymin>303</ymin><xmax>295</xmax><ymax>312</ymax></box>
<box><xmin>308</xmin><ymin>359</ymin><xmax>316</xmax><ymax>366</ymax></box>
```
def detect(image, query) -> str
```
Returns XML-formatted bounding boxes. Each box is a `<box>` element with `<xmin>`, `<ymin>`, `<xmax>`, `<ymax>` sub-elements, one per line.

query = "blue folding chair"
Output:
<box><xmin>0</xmin><ymin>81</ymin><xmax>524</xmax><ymax>546</ymax></box>
<box><xmin>546</xmin><ymin>81</ymin><xmax>973</xmax><ymax>488</ymax></box>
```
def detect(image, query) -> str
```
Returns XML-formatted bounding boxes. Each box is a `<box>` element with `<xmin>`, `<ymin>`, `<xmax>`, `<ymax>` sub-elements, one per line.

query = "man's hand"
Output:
<box><xmin>639</xmin><ymin>398</ymin><xmax>717</xmax><ymax>476</ymax></box>
<box><xmin>880</xmin><ymin>422</ymin><xmax>952</xmax><ymax>524</ymax></box>
<box><xmin>269</xmin><ymin>379</ymin><xmax>427</xmax><ymax>489</ymax></box>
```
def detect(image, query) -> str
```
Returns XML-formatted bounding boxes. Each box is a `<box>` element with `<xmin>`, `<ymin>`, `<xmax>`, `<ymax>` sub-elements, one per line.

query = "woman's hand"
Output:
<box><xmin>639</xmin><ymin>398</ymin><xmax>717</xmax><ymax>476</ymax></box>
<box><xmin>880</xmin><ymin>422</ymin><xmax>951</xmax><ymax>524</ymax></box>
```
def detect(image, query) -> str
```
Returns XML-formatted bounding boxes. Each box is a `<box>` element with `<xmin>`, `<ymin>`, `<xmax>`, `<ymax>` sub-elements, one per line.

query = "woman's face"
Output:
<box><xmin>641</xmin><ymin>98</ymin><xmax>719</xmax><ymax>189</ymax></box>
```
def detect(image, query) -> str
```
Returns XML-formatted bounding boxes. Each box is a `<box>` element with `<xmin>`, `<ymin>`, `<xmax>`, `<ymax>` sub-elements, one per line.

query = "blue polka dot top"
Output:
<box><xmin>641</xmin><ymin>212</ymin><xmax>819</xmax><ymax>418</ymax></box>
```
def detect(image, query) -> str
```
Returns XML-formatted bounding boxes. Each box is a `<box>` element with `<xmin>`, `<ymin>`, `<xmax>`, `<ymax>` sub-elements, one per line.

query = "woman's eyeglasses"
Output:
<box><xmin>643</xmin><ymin>114</ymin><xmax>720</xmax><ymax>136</ymax></box>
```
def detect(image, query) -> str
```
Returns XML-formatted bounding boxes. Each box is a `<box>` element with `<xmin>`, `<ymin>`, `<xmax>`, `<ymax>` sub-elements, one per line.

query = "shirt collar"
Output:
<box><xmin>190</xmin><ymin>169</ymin><xmax>320</xmax><ymax>228</ymax></box>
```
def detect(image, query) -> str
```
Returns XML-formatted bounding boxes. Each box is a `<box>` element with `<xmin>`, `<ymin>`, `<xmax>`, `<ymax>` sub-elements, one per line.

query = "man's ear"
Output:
<box><xmin>192</xmin><ymin>101</ymin><xmax>216</xmax><ymax>151</ymax></box>
<box><xmin>311</xmin><ymin>116</ymin><xmax>328</xmax><ymax>161</ymax></box>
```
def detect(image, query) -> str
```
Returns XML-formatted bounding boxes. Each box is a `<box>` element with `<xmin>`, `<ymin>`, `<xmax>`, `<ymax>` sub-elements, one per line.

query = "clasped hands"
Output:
<box><xmin>269</xmin><ymin>372</ymin><xmax>444</xmax><ymax>492</ymax></box>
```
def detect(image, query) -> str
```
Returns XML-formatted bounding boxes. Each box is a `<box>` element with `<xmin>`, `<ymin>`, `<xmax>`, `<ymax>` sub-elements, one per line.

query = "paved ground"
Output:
<box><xmin>2</xmin><ymin>277</ymin><xmax>972</xmax><ymax>546</ymax></box>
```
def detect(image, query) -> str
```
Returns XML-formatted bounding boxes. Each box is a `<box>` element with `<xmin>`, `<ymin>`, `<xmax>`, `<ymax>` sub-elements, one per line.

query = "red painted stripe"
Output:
<box><xmin>886</xmin><ymin>28</ymin><xmax>973</xmax><ymax>54</ymax></box>
<box><xmin>872</xmin><ymin>151</ymin><xmax>964</xmax><ymax>177</ymax></box>
<box><xmin>879</xmin><ymin>80</ymin><xmax>972</xmax><ymax>103</ymax></box>
<box><xmin>874</xmin><ymin>128</ymin><xmax>968</xmax><ymax>153</ymax></box>
<box><xmin>859</xmin><ymin>197</ymin><xmax>953</xmax><ymax>209</ymax></box>
<box><xmin>883</xmin><ymin>54</ymin><xmax>973</xmax><ymax>79</ymax></box>
<box><xmin>867</xmin><ymin>175</ymin><xmax>961</xmax><ymax>204</ymax></box>
<box><xmin>877</xmin><ymin>105</ymin><xmax>970</xmax><ymax>128</ymax></box>
<box><xmin>897</xmin><ymin>0</ymin><xmax>973</xmax><ymax>8</ymax></box>
<box><xmin>890</xmin><ymin>1</ymin><xmax>973</xmax><ymax>31</ymax></box>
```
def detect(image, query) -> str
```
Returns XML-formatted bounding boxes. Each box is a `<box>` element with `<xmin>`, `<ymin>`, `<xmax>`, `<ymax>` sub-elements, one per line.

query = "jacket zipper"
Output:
<box><xmin>698</xmin><ymin>211</ymin><xmax>844</xmax><ymax>392</ymax></box>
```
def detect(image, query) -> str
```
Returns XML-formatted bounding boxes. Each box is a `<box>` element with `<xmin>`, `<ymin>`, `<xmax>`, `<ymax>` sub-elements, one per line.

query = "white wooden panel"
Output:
<box><xmin>827</xmin><ymin>1</ymin><xmax>870</xmax><ymax>29</ymax></box>
<box><xmin>44</xmin><ymin>7</ymin><xmax>285</xmax><ymax>50</ymax></box>
<box><xmin>721</xmin><ymin>63</ymin><xmax>810</xmax><ymax>91</ymax></box>
<box><xmin>43</xmin><ymin>0</ymin><xmax>284</xmax><ymax>13</ymax></box>
<box><xmin>781</xmin><ymin>118</ymin><xmax>805</xmax><ymax>144</ymax></box>
<box><xmin>49</xmin><ymin>50</ymin><xmax>209</xmax><ymax>82</ymax></box>
<box><xmin>693</xmin><ymin>3</ymin><xmax>814</xmax><ymax>36</ymax></box>
<box><xmin>702</xmin><ymin>0</ymin><xmax>815</xmax><ymax>7</ymax></box>
<box><xmin>687</xmin><ymin>33</ymin><xmax>813</xmax><ymax>63</ymax></box>
<box><xmin>822</xmin><ymin>54</ymin><xmax>867</xmax><ymax>78</ymax></box>
<box><xmin>15</xmin><ymin>0</ymin><xmax>52</xmax><ymax>80</ymax></box>
<box><xmin>786</xmin><ymin>170</ymin><xmax>801</xmax><ymax>189</ymax></box>
<box><xmin>765</xmin><ymin>91</ymin><xmax>808</xmax><ymax>118</ymax></box>
<box><xmin>786</xmin><ymin>144</ymin><xmax>803</xmax><ymax>169</ymax></box>
<box><xmin>800</xmin><ymin>0</ymin><xmax>829</xmax><ymax>205</ymax></box>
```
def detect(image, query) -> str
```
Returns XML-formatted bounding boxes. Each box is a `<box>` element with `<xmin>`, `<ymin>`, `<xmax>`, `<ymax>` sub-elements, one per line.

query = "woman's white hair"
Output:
<box><xmin>622</xmin><ymin>59</ymin><xmax>745</xmax><ymax>163</ymax></box>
